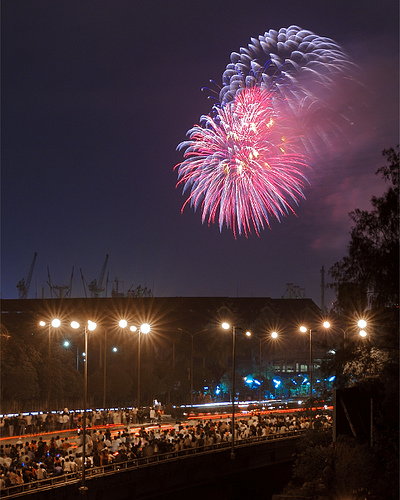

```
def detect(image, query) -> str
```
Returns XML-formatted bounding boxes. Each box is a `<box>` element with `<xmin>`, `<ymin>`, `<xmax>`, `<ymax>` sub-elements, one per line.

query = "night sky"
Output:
<box><xmin>2</xmin><ymin>0</ymin><xmax>399</xmax><ymax>307</ymax></box>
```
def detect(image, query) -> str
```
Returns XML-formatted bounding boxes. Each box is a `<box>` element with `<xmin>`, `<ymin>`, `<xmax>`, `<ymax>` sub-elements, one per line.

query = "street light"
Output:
<box><xmin>62</xmin><ymin>340</ymin><xmax>80</xmax><ymax>370</ymax></box>
<box><xmin>221</xmin><ymin>322</ymin><xmax>251</xmax><ymax>460</ymax></box>
<box><xmin>299</xmin><ymin>322</ymin><xmax>330</xmax><ymax>402</ymax></box>
<box><xmin>178</xmin><ymin>328</ymin><xmax>208</xmax><ymax>407</ymax></box>
<box><xmin>71</xmin><ymin>319</ymin><xmax>97</xmax><ymax>494</ymax></box>
<box><xmin>119</xmin><ymin>321</ymin><xmax>151</xmax><ymax>408</ymax></box>
<box><xmin>39</xmin><ymin>318</ymin><xmax>61</xmax><ymax>411</ymax></box>
<box><xmin>102</xmin><ymin>340</ymin><xmax>119</xmax><ymax>410</ymax></box>
<box><xmin>358</xmin><ymin>319</ymin><xmax>367</xmax><ymax>329</ymax></box>
<box><xmin>358</xmin><ymin>319</ymin><xmax>368</xmax><ymax>337</ymax></box>
<box><xmin>246</xmin><ymin>330</ymin><xmax>278</xmax><ymax>402</ymax></box>
<box><xmin>328</xmin><ymin>318</ymin><xmax>368</xmax><ymax>342</ymax></box>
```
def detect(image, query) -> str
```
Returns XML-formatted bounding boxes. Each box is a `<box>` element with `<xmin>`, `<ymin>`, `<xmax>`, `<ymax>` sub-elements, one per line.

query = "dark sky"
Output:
<box><xmin>2</xmin><ymin>0</ymin><xmax>399</xmax><ymax>307</ymax></box>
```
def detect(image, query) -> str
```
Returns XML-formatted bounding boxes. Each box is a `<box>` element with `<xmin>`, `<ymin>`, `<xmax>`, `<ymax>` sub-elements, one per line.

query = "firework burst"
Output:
<box><xmin>176</xmin><ymin>87</ymin><xmax>309</xmax><ymax>237</ymax></box>
<box><xmin>176</xmin><ymin>25</ymin><xmax>356</xmax><ymax>236</ymax></box>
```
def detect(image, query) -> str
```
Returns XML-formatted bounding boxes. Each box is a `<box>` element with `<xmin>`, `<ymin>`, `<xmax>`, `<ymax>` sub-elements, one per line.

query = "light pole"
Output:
<box><xmin>102</xmin><ymin>336</ymin><xmax>118</xmax><ymax>410</ymax></box>
<box><xmin>119</xmin><ymin>321</ymin><xmax>151</xmax><ymax>408</ymax></box>
<box><xmin>39</xmin><ymin>318</ymin><xmax>61</xmax><ymax>411</ymax></box>
<box><xmin>178</xmin><ymin>328</ymin><xmax>208</xmax><ymax>407</ymax></box>
<box><xmin>222</xmin><ymin>322</ymin><xmax>248</xmax><ymax>460</ymax></box>
<box><xmin>222</xmin><ymin>322</ymin><xmax>235</xmax><ymax>459</ymax></box>
<box><xmin>246</xmin><ymin>331</ymin><xmax>278</xmax><ymax>402</ymax></box>
<box><xmin>71</xmin><ymin>319</ymin><xmax>97</xmax><ymax>495</ymax></box>
<box><xmin>62</xmin><ymin>340</ymin><xmax>80</xmax><ymax>370</ymax></box>
<box><xmin>300</xmin><ymin>326</ymin><xmax>312</xmax><ymax>401</ymax></box>
<box><xmin>300</xmin><ymin>322</ymin><xmax>330</xmax><ymax>402</ymax></box>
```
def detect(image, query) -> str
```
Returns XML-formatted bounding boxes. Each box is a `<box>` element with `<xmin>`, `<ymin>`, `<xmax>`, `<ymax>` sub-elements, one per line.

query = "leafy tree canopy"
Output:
<box><xmin>330</xmin><ymin>146</ymin><xmax>399</xmax><ymax>311</ymax></box>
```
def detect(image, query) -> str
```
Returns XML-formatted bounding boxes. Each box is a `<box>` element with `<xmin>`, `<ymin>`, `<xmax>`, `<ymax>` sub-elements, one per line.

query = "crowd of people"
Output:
<box><xmin>0</xmin><ymin>411</ymin><xmax>331</xmax><ymax>491</ymax></box>
<box><xmin>0</xmin><ymin>407</ymin><xmax>159</xmax><ymax>437</ymax></box>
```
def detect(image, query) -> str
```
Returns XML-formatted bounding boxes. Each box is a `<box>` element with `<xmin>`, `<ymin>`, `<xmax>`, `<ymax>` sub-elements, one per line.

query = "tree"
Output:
<box><xmin>329</xmin><ymin>146</ymin><xmax>399</xmax><ymax>310</ymax></box>
<box><xmin>0</xmin><ymin>327</ymin><xmax>42</xmax><ymax>408</ymax></box>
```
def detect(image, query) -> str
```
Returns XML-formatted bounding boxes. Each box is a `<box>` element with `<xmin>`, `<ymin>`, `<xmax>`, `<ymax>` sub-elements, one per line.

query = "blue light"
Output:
<box><xmin>273</xmin><ymin>379</ymin><xmax>281</xmax><ymax>388</ymax></box>
<box><xmin>245</xmin><ymin>375</ymin><xmax>254</xmax><ymax>385</ymax></box>
<box><xmin>329</xmin><ymin>376</ymin><xmax>335</xmax><ymax>382</ymax></box>
<box><xmin>253</xmin><ymin>379</ymin><xmax>261</xmax><ymax>386</ymax></box>
<box><xmin>215</xmin><ymin>385</ymin><xmax>221</xmax><ymax>395</ymax></box>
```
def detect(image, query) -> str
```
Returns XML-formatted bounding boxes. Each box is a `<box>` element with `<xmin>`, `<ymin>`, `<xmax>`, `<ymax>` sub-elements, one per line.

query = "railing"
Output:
<box><xmin>1</xmin><ymin>428</ymin><xmax>331</xmax><ymax>498</ymax></box>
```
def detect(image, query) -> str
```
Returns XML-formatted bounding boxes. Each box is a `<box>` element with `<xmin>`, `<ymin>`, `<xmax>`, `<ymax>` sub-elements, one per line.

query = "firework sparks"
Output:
<box><xmin>176</xmin><ymin>25</ymin><xmax>356</xmax><ymax>236</ymax></box>
<box><xmin>176</xmin><ymin>88</ymin><xmax>309</xmax><ymax>237</ymax></box>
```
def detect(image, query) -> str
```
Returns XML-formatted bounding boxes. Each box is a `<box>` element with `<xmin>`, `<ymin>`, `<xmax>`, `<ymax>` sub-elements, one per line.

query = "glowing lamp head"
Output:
<box><xmin>51</xmin><ymin>319</ymin><xmax>61</xmax><ymax>328</ymax></box>
<box><xmin>359</xmin><ymin>330</ymin><xmax>367</xmax><ymax>338</ymax></box>
<box><xmin>119</xmin><ymin>319</ymin><xmax>128</xmax><ymax>329</ymax></box>
<box><xmin>88</xmin><ymin>321</ymin><xmax>97</xmax><ymax>331</ymax></box>
<box><xmin>129</xmin><ymin>326</ymin><xmax>137</xmax><ymax>332</ymax></box>
<box><xmin>323</xmin><ymin>321</ymin><xmax>330</xmax><ymax>329</ymax></box>
<box><xmin>300</xmin><ymin>326</ymin><xmax>307</xmax><ymax>333</ymax></box>
<box><xmin>245</xmin><ymin>331</ymin><xmax>251</xmax><ymax>337</ymax></box>
<box><xmin>222</xmin><ymin>322</ymin><xmax>230</xmax><ymax>330</ymax></box>
<box><xmin>358</xmin><ymin>319</ymin><xmax>367</xmax><ymax>329</ymax></box>
<box><xmin>140</xmin><ymin>323</ymin><xmax>151</xmax><ymax>334</ymax></box>
<box><xmin>71</xmin><ymin>321</ymin><xmax>80</xmax><ymax>329</ymax></box>
<box><xmin>39</xmin><ymin>320</ymin><xmax>46</xmax><ymax>327</ymax></box>
<box><xmin>63</xmin><ymin>341</ymin><xmax>70</xmax><ymax>347</ymax></box>
<box><xmin>271</xmin><ymin>331</ymin><xmax>278</xmax><ymax>339</ymax></box>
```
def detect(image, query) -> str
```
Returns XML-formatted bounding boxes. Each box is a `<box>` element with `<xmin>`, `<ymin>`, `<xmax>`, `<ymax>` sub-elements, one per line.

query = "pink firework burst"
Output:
<box><xmin>176</xmin><ymin>87</ymin><xmax>309</xmax><ymax>237</ymax></box>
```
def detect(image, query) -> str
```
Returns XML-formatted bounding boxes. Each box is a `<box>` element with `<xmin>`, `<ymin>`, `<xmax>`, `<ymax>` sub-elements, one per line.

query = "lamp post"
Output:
<box><xmin>300</xmin><ymin>322</ymin><xmax>330</xmax><ymax>402</ymax></box>
<box><xmin>63</xmin><ymin>340</ymin><xmax>80</xmax><ymax>370</ymax></box>
<box><xmin>71</xmin><ymin>319</ymin><xmax>97</xmax><ymax>495</ymax></box>
<box><xmin>300</xmin><ymin>326</ymin><xmax>312</xmax><ymax>401</ymax></box>
<box><xmin>39</xmin><ymin>318</ymin><xmax>61</xmax><ymax>411</ymax></box>
<box><xmin>102</xmin><ymin>336</ymin><xmax>118</xmax><ymax>410</ymax></box>
<box><xmin>119</xmin><ymin>321</ymin><xmax>151</xmax><ymax>408</ymax></box>
<box><xmin>222</xmin><ymin>322</ymin><xmax>235</xmax><ymax>459</ymax></box>
<box><xmin>178</xmin><ymin>328</ymin><xmax>208</xmax><ymax>407</ymax></box>
<box><xmin>246</xmin><ymin>331</ymin><xmax>278</xmax><ymax>402</ymax></box>
<box><xmin>221</xmin><ymin>323</ymin><xmax>251</xmax><ymax>459</ymax></box>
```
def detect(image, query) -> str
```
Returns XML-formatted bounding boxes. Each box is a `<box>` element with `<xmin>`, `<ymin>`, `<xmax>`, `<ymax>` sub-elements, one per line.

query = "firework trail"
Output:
<box><xmin>176</xmin><ymin>25</ymin><xmax>356</xmax><ymax>237</ymax></box>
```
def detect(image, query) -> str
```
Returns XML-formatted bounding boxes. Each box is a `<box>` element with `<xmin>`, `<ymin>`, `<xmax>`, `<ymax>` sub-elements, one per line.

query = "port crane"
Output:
<box><xmin>17</xmin><ymin>252</ymin><xmax>37</xmax><ymax>299</ymax></box>
<box><xmin>87</xmin><ymin>254</ymin><xmax>109</xmax><ymax>297</ymax></box>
